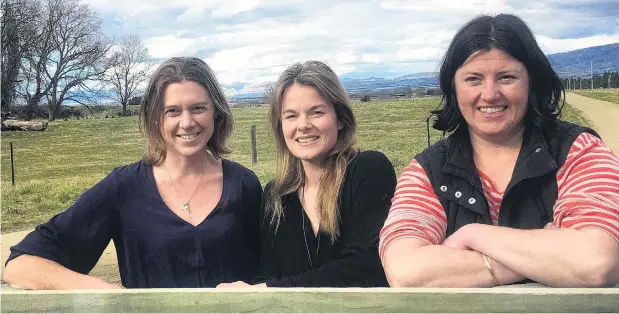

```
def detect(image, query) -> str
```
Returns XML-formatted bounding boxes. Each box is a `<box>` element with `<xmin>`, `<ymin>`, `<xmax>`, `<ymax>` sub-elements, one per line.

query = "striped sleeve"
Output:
<box><xmin>379</xmin><ymin>159</ymin><xmax>447</xmax><ymax>262</ymax></box>
<box><xmin>552</xmin><ymin>132</ymin><xmax>619</xmax><ymax>242</ymax></box>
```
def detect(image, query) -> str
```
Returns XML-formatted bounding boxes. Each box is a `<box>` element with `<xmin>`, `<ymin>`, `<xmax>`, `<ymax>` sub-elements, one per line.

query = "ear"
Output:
<box><xmin>338</xmin><ymin>120</ymin><xmax>344</xmax><ymax>130</ymax></box>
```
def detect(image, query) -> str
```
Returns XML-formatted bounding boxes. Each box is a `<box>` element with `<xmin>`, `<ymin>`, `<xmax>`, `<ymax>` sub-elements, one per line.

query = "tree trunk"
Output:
<box><xmin>48</xmin><ymin>104</ymin><xmax>60</xmax><ymax>121</ymax></box>
<box><xmin>25</xmin><ymin>94</ymin><xmax>44</xmax><ymax>121</ymax></box>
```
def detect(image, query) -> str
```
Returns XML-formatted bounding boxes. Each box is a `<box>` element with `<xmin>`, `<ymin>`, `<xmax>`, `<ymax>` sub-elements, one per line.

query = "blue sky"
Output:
<box><xmin>84</xmin><ymin>0</ymin><xmax>619</xmax><ymax>94</ymax></box>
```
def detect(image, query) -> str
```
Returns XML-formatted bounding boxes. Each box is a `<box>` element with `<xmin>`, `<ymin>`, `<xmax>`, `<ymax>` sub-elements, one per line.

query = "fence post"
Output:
<box><xmin>10</xmin><ymin>142</ymin><xmax>15</xmax><ymax>186</ymax></box>
<box><xmin>250</xmin><ymin>125</ymin><xmax>257</xmax><ymax>165</ymax></box>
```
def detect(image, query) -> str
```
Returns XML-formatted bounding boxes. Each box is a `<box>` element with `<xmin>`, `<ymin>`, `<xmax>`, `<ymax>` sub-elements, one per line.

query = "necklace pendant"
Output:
<box><xmin>180</xmin><ymin>203</ymin><xmax>191</xmax><ymax>213</ymax></box>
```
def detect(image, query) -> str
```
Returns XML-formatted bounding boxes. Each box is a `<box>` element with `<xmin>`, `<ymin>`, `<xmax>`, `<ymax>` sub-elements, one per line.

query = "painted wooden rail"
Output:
<box><xmin>2</xmin><ymin>286</ymin><xmax>619</xmax><ymax>313</ymax></box>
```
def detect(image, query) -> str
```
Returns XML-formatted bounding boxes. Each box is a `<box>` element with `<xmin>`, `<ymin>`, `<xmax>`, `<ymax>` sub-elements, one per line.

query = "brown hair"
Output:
<box><xmin>267</xmin><ymin>60</ymin><xmax>358</xmax><ymax>241</ymax></box>
<box><xmin>139</xmin><ymin>57</ymin><xmax>232</xmax><ymax>165</ymax></box>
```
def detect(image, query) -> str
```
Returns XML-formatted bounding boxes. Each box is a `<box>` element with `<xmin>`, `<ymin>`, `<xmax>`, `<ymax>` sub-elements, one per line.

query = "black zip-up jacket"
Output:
<box><xmin>415</xmin><ymin>121</ymin><xmax>598</xmax><ymax>235</ymax></box>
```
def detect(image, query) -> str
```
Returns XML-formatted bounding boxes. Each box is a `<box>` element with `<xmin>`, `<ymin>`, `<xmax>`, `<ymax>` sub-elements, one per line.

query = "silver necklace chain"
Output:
<box><xmin>163</xmin><ymin>158</ymin><xmax>207</xmax><ymax>215</ymax></box>
<box><xmin>301</xmin><ymin>185</ymin><xmax>320</xmax><ymax>270</ymax></box>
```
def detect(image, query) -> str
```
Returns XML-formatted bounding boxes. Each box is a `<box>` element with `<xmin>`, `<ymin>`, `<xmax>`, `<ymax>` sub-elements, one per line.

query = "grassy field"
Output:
<box><xmin>1</xmin><ymin>98</ymin><xmax>589</xmax><ymax>232</ymax></box>
<box><xmin>572</xmin><ymin>88</ymin><xmax>619</xmax><ymax>104</ymax></box>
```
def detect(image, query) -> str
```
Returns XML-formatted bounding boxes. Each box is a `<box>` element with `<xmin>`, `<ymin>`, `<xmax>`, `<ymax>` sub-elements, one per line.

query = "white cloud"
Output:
<box><xmin>336</xmin><ymin>51</ymin><xmax>358</xmax><ymax>64</ymax></box>
<box><xmin>90</xmin><ymin>0</ymin><xmax>619</xmax><ymax>84</ymax></box>
<box><xmin>380</xmin><ymin>0</ymin><xmax>513</xmax><ymax>13</ymax></box>
<box><xmin>211</xmin><ymin>0</ymin><xmax>261</xmax><ymax>17</ymax></box>
<box><xmin>145</xmin><ymin>35</ymin><xmax>199</xmax><ymax>58</ymax></box>
<box><xmin>396</xmin><ymin>47</ymin><xmax>445</xmax><ymax>61</ymax></box>
<box><xmin>536</xmin><ymin>34</ymin><xmax>619</xmax><ymax>54</ymax></box>
<box><xmin>361</xmin><ymin>53</ymin><xmax>382</xmax><ymax>64</ymax></box>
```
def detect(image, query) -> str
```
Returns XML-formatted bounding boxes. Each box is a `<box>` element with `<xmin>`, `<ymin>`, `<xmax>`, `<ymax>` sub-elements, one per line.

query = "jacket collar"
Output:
<box><xmin>442</xmin><ymin>125</ymin><xmax>558</xmax><ymax>196</ymax></box>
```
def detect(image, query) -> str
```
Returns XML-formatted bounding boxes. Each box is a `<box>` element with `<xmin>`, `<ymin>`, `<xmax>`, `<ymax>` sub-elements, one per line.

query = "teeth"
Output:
<box><xmin>178</xmin><ymin>133</ymin><xmax>198</xmax><ymax>140</ymax></box>
<box><xmin>479</xmin><ymin>106</ymin><xmax>507</xmax><ymax>113</ymax></box>
<box><xmin>298</xmin><ymin>136</ymin><xmax>318</xmax><ymax>143</ymax></box>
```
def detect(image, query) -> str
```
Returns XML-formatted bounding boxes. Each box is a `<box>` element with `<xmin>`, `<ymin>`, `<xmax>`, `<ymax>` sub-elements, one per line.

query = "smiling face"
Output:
<box><xmin>454</xmin><ymin>48</ymin><xmax>530</xmax><ymax>141</ymax></box>
<box><xmin>160</xmin><ymin>80</ymin><xmax>215</xmax><ymax>159</ymax></box>
<box><xmin>280</xmin><ymin>83</ymin><xmax>341</xmax><ymax>167</ymax></box>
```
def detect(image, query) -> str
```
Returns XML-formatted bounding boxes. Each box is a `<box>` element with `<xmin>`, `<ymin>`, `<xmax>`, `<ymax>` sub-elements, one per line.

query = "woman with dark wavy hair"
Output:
<box><xmin>380</xmin><ymin>14</ymin><xmax>619</xmax><ymax>287</ymax></box>
<box><xmin>4</xmin><ymin>57</ymin><xmax>262</xmax><ymax>289</ymax></box>
<box><xmin>219</xmin><ymin>60</ymin><xmax>396</xmax><ymax>288</ymax></box>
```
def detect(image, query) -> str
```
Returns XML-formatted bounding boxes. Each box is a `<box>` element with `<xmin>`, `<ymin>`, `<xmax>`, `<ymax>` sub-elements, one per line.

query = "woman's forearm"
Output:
<box><xmin>382</xmin><ymin>239</ymin><xmax>525</xmax><ymax>287</ymax></box>
<box><xmin>463</xmin><ymin>224</ymin><xmax>619</xmax><ymax>287</ymax></box>
<box><xmin>3</xmin><ymin>254</ymin><xmax>123</xmax><ymax>290</ymax></box>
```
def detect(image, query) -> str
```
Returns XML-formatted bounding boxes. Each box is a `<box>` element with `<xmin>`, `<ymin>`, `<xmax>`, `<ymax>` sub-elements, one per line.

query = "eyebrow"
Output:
<box><xmin>163</xmin><ymin>100</ymin><xmax>211</xmax><ymax>108</ymax></box>
<box><xmin>282</xmin><ymin>104</ymin><xmax>327</xmax><ymax>114</ymax></box>
<box><xmin>460</xmin><ymin>69</ymin><xmax>523</xmax><ymax>77</ymax></box>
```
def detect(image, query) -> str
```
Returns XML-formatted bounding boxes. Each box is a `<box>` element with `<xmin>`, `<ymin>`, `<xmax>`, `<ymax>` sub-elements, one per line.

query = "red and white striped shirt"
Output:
<box><xmin>379</xmin><ymin>132</ymin><xmax>619</xmax><ymax>261</ymax></box>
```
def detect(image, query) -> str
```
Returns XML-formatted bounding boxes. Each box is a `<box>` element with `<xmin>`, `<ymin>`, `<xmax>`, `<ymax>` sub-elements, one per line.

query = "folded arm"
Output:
<box><xmin>451</xmin><ymin>223</ymin><xmax>619</xmax><ymax>287</ymax></box>
<box><xmin>379</xmin><ymin>159</ymin><xmax>525</xmax><ymax>287</ymax></box>
<box><xmin>381</xmin><ymin>135</ymin><xmax>619</xmax><ymax>288</ymax></box>
<box><xmin>382</xmin><ymin>238</ymin><xmax>524</xmax><ymax>287</ymax></box>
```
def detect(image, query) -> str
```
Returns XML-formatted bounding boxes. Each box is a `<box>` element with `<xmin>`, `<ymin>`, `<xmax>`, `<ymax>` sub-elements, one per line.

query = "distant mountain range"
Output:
<box><xmin>547</xmin><ymin>43</ymin><xmax>619</xmax><ymax>77</ymax></box>
<box><xmin>226</xmin><ymin>43</ymin><xmax>619</xmax><ymax>101</ymax></box>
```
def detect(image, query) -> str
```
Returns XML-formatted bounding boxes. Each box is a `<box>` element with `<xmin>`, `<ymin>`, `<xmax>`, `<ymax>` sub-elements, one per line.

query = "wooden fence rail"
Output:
<box><xmin>2</xmin><ymin>287</ymin><xmax>619</xmax><ymax>313</ymax></box>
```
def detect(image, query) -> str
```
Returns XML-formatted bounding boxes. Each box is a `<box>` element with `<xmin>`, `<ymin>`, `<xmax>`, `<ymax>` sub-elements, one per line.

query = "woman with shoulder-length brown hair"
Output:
<box><xmin>4</xmin><ymin>57</ymin><xmax>262</xmax><ymax>289</ymax></box>
<box><xmin>218</xmin><ymin>60</ymin><xmax>396</xmax><ymax>288</ymax></box>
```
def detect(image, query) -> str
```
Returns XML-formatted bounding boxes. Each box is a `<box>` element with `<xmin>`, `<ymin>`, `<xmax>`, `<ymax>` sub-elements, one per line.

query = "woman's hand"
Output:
<box><xmin>216</xmin><ymin>281</ymin><xmax>267</xmax><ymax>288</ymax></box>
<box><xmin>441</xmin><ymin>224</ymin><xmax>477</xmax><ymax>250</ymax></box>
<box><xmin>216</xmin><ymin>281</ymin><xmax>251</xmax><ymax>288</ymax></box>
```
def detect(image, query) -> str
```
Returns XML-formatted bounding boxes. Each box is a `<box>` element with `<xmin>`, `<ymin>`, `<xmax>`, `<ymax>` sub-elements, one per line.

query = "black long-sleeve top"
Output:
<box><xmin>255</xmin><ymin>150</ymin><xmax>397</xmax><ymax>287</ymax></box>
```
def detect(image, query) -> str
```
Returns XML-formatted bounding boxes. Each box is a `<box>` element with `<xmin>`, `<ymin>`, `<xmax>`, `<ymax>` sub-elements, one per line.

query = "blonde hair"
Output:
<box><xmin>267</xmin><ymin>61</ymin><xmax>358</xmax><ymax>241</ymax></box>
<box><xmin>139</xmin><ymin>57</ymin><xmax>232</xmax><ymax>165</ymax></box>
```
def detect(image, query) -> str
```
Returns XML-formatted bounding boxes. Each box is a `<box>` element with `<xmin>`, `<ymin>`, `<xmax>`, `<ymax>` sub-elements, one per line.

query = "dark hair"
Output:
<box><xmin>432</xmin><ymin>14</ymin><xmax>564</xmax><ymax>134</ymax></box>
<box><xmin>139</xmin><ymin>57</ymin><xmax>232</xmax><ymax>165</ymax></box>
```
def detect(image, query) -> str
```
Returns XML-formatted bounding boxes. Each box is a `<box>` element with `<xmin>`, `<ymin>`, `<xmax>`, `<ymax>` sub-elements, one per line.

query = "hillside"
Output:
<box><xmin>548</xmin><ymin>43</ymin><xmax>619</xmax><ymax>77</ymax></box>
<box><xmin>226</xmin><ymin>43</ymin><xmax>619</xmax><ymax>101</ymax></box>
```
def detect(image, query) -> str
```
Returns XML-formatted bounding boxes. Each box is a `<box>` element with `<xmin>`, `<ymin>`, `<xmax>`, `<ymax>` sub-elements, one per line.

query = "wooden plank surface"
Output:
<box><xmin>2</xmin><ymin>287</ymin><xmax>619</xmax><ymax>313</ymax></box>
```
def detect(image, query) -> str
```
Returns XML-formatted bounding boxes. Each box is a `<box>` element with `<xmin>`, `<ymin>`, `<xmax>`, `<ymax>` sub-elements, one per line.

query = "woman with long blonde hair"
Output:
<box><xmin>219</xmin><ymin>60</ymin><xmax>396</xmax><ymax>288</ymax></box>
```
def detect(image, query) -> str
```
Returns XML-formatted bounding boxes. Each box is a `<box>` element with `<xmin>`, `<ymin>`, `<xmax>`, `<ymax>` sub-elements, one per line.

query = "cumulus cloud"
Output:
<box><xmin>90</xmin><ymin>0</ymin><xmax>619</xmax><ymax>84</ymax></box>
<box><xmin>537</xmin><ymin>34</ymin><xmax>619</xmax><ymax>54</ymax></box>
<box><xmin>145</xmin><ymin>35</ymin><xmax>199</xmax><ymax>58</ymax></box>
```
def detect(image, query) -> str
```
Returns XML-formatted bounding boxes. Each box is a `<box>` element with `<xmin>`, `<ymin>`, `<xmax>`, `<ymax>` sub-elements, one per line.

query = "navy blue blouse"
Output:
<box><xmin>7</xmin><ymin>159</ymin><xmax>262</xmax><ymax>288</ymax></box>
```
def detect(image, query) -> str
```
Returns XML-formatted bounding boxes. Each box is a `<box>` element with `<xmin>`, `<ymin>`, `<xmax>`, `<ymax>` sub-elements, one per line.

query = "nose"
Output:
<box><xmin>297</xmin><ymin>114</ymin><xmax>312</xmax><ymax>131</ymax></box>
<box><xmin>480</xmin><ymin>79</ymin><xmax>500</xmax><ymax>103</ymax></box>
<box><xmin>179</xmin><ymin>110</ymin><xmax>196</xmax><ymax>129</ymax></box>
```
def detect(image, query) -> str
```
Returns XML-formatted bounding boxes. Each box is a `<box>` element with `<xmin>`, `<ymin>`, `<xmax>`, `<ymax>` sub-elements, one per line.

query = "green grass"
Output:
<box><xmin>560</xmin><ymin>101</ymin><xmax>591</xmax><ymax>127</ymax></box>
<box><xmin>1</xmin><ymin>98</ymin><xmax>589</xmax><ymax>232</ymax></box>
<box><xmin>571</xmin><ymin>88</ymin><xmax>619</xmax><ymax>105</ymax></box>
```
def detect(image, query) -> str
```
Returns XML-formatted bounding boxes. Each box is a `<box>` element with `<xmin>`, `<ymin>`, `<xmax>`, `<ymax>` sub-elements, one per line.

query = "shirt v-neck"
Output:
<box><xmin>291</xmin><ymin>195</ymin><xmax>321</xmax><ymax>263</ymax></box>
<box><xmin>149</xmin><ymin>159</ymin><xmax>229</xmax><ymax>228</ymax></box>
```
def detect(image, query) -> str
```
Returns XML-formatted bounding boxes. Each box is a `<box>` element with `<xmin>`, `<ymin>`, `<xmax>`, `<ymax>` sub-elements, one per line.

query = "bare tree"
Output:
<box><xmin>44</xmin><ymin>0</ymin><xmax>113</xmax><ymax>121</ymax></box>
<box><xmin>105</xmin><ymin>35</ymin><xmax>153</xmax><ymax>116</ymax></box>
<box><xmin>17</xmin><ymin>0</ymin><xmax>59</xmax><ymax>119</ymax></box>
<box><xmin>16</xmin><ymin>0</ymin><xmax>113</xmax><ymax>121</ymax></box>
<box><xmin>1</xmin><ymin>0</ymin><xmax>39</xmax><ymax>115</ymax></box>
<box><xmin>263</xmin><ymin>83</ymin><xmax>275</xmax><ymax>105</ymax></box>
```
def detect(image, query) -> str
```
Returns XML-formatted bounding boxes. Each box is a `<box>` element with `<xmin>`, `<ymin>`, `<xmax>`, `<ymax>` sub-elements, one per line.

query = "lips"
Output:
<box><xmin>478</xmin><ymin>106</ymin><xmax>508</xmax><ymax>114</ymax></box>
<box><xmin>297</xmin><ymin>136</ymin><xmax>319</xmax><ymax>143</ymax></box>
<box><xmin>177</xmin><ymin>132</ymin><xmax>200</xmax><ymax>140</ymax></box>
